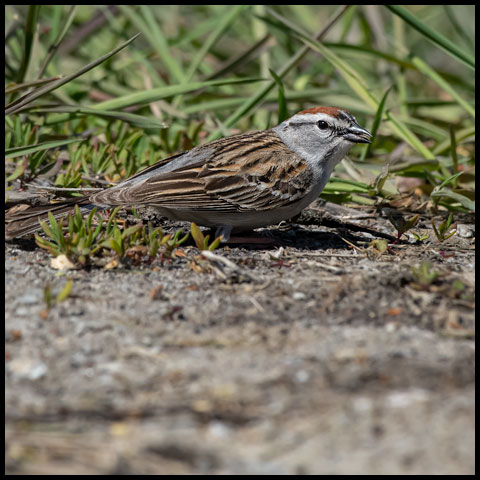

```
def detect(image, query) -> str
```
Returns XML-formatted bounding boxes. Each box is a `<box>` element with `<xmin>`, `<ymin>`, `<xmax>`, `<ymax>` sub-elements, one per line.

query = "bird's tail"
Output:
<box><xmin>5</xmin><ymin>196</ymin><xmax>92</xmax><ymax>240</ymax></box>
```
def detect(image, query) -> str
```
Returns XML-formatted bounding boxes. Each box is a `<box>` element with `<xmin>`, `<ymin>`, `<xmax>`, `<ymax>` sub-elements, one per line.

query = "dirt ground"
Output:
<box><xmin>5</xmin><ymin>200</ymin><xmax>475</xmax><ymax>474</ymax></box>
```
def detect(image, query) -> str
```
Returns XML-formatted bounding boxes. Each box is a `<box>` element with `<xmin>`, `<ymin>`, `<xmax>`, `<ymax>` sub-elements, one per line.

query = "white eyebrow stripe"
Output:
<box><xmin>290</xmin><ymin>112</ymin><xmax>339</xmax><ymax>124</ymax></box>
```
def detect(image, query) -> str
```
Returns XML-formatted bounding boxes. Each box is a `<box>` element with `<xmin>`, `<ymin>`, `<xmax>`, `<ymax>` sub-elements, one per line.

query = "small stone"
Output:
<box><xmin>51</xmin><ymin>254</ymin><xmax>76</xmax><ymax>270</ymax></box>
<box><xmin>293</xmin><ymin>292</ymin><xmax>306</xmax><ymax>301</ymax></box>
<box><xmin>295</xmin><ymin>369</ymin><xmax>310</xmax><ymax>383</ymax></box>
<box><xmin>456</xmin><ymin>224</ymin><xmax>474</xmax><ymax>238</ymax></box>
<box><xmin>9</xmin><ymin>358</ymin><xmax>47</xmax><ymax>380</ymax></box>
<box><xmin>16</xmin><ymin>288</ymin><xmax>43</xmax><ymax>305</ymax></box>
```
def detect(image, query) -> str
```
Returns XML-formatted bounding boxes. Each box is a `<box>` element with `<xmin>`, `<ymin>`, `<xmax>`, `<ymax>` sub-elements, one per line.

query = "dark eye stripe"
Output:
<box><xmin>289</xmin><ymin>121</ymin><xmax>332</xmax><ymax>129</ymax></box>
<box><xmin>289</xmin><ymin>122</ymin><xmax>315</xmax><ymax>127</ymax></box>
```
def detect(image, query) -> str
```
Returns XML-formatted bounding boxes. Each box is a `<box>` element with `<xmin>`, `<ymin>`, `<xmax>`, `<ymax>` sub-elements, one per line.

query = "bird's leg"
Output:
<box><xmin>214</xmin><ymin>225</ymin><xmax>232</xmax><ymax>243</ymax></box>
<box><xmin>212</xmin><ymin>225</ymin><xmax>276</xmax><ymax>245</ymax></box>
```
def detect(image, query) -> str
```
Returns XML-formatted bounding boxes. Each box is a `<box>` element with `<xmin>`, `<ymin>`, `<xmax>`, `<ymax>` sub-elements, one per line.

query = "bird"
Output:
<box><xmin>5</xmin><ymin>107</ymin><xmax>371</xmax><ymax>241</ymax></box>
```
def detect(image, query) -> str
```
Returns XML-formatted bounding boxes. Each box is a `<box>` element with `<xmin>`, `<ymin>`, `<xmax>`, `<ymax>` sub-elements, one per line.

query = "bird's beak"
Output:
<box><xmin>343</xmin><ymin>125</ymin><xmax>372</xmax><ymax>144</ymax></box>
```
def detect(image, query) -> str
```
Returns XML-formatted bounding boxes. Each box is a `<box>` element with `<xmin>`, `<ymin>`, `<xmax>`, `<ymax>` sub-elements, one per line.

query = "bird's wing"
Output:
<box><xmin>90</xmin><ymin>130</ymin><xmax>313</xmax><ymax>212</ymax></box>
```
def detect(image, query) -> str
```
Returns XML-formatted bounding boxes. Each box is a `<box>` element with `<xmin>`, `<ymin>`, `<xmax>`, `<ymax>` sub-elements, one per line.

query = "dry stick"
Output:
<box><xmin>303</xmin><ymin>211</ymin><xmax>398</xmax><ymax>243</ymax></box>
<box><xmin>28</xmin><ymin>185</ymin><xmax>103</xmax><ymax>192</ymax></box>
<box><xmin>206</xmin><ymin>5</ymin><xmax>352</xmax><ymax>141</ymax></box>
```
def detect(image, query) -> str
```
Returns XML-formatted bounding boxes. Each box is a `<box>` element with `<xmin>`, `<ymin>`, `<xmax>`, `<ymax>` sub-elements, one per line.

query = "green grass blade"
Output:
<box><xmin>206</xmin><ymin>34</ymin><xmax>273</xmax><ymax>81</ymax></box>
<box><xmin>16</xmin><ymin>5</ymin><xmax>41</xmax><ymax>83</ymax></box>
<box><xmin>206</xmin><ymin>5</ymin><xmax>351</xmax><ymax>141</ymax></box>
<box><xmin>410</xmin><ymin>56</ymin><xmax>475</xmax><ymax>118</ymax></box>
<box><xmin>323</xmin><ymin>42</ymin><xmax>416</xmax><ymax>69</ymax></box>
<box><xmin>360</xmin><ymin>86</ymin><xmax>392</xmax><ymax>161</ymax></box>
<box><xmin>431</xmin><ymin>190</ymin><xmax>475</xmax><ymax>211</ymax></box>
<box><xmin>269</xmin><ymin>69</ymin><xmax>288</xmax><ymax>123</ymax></box>
<box><xmin>5</xmin><ymin>138</ymin><xmax>82</xmax><ymax>160</ymax></box>
<box><xmin>5</xmin><ymin>76</ymin><xmax>61</xmax><ymax>94</ymax></box>
<box><xmin>437</xmin><ymin>172</ymin><xmax>464</xmax><ymax>190</ymax></box>
<box><xmin>298</xmin><ymin>36</ymin><xmax>435</xmax><ymax>160</ymax></box>
<box><xmin>92</xmin><ymin>77</ymin><xmax>264</xmax><ymax>111</ymax></box>
<box><xmin>384</xmin><ymin>111</ymin><xmax>434</xmax><ymax>160</ymax></box>
<box><xmin>385</xmin><ymin>5</ymin><xmax>475</xmax><ymax>71</ymax></box>
<box><xmin>139</xmin><ymin>5</ymin><xmax>186</xmax><ymax>84</ymax></box>
<box><xmin>26</xmin><ymin>105</ymin><xmax>168</xmax><ymax>129</ymax></box>
<box><xmin>185</xmin><ymin>5</ymin><xmax>247</xmax><ymax>82</ymax></box>
<box><xmin>36</xmin><ymin>5</ymin><xmax>78</xmax><ymax>79</ymax></box>
<box><xmin>5</xmin><ymin>33</ymin><xmax>141</xmax><ymax>115</ymax></box>
<box><xmin>433</xmin><ymin>126</ymin><xmax>475</xmax><ymax>155</ymax></box>
<box><xmin>443</xmin><ymin>5</ymin><xmax>475</xmax><ymax>54</ymax></box>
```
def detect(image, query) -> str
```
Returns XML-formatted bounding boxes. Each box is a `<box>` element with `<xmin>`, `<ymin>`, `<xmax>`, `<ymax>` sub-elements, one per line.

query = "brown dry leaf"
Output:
<box><xmin>189</xmin><ymin>257</ymin><xmax>211</xmax><ymax>274</ymax></box>
<box><xmin>9</xmin><ymin>329</ymin><xmax>23</xmax><ymax>341</ymax></box>
<box><xmin>6</xmin><ymin>203</ymin><xmax>31</xmax><ymax>215</ymax></box>
<box><xmin>149</xmin><ymin>285</ymin><xmax>164</xmax><ymax>300</ymax></box>
<box><xmin>104</xmin><ymin>258</ymin><xmax>119</xmax><ymax>270</ymax></box>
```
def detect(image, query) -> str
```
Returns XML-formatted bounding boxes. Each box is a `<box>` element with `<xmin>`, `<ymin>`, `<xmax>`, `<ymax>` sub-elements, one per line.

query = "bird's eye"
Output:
<box><xmin>317</xmin><ymin>120</ymin><xmax>329</xmax><ymax>130</ymax></box>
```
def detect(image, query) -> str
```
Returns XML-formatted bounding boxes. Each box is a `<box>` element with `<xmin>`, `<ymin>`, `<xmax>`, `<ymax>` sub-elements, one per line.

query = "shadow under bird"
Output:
<box><xmin>5</xmin><ymin>107</ymin><xmax>371</xmax><ymax>241</ymax></box>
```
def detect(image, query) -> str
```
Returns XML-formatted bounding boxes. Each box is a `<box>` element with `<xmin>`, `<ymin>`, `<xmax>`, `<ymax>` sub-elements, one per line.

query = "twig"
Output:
<box><xmin>28</xmin><ymin>185</ymin><xmax>102</xmax><ymax>192</ymax></box>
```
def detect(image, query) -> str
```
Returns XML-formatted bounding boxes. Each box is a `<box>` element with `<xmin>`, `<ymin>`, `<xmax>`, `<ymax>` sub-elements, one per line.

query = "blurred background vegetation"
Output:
<box><xmin>5</xmin><ymin>5</ymin><xmax>475</xmax><ymax>216</ymax></box>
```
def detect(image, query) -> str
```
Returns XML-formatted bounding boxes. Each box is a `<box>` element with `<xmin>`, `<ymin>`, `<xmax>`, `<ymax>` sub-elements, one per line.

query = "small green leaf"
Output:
<box><xmin>411</xmin><ymin>260</ymin><xmax>439</xmax><ymax>287</ymax></box>
<box><xmin>5</xmin><ymin>163</ymin><xmax>27</xmax><ymax>182</ymax></box>
<box><xmin>203</xmin><ymin>234</ymin><xmax>211</xmax><ymax>250</ymax></box>
<box><xmin>369</xmin><ymin>238</ymin><xmax>388</xmax><ymax>253</ymax></box>
<box><xmin>437</xmin><ymin>172</ymin><xmax>464</xmax><ymax>190</ymax></box>
<box><xmin>110</xmin><ymin>238</ymin><xmax>122</xmax><ymax>256</ymax></box>
<box><xmin>432</xmin><ymin>213</ymin><xmax>457</xmax><ymax>242</ymax></box>
<box><xmin>190</xmin><ymin>222</ymin><xmax>206</xmax><ymax>250</ymax></box>
<box><xmin>208</xmin><ymin>236</ymin><xmax>223</xmax><ymax>251</ymax></box>
<box><xmin>43</xmin><ymin>283</ymin><xmax>53</xmax><ymax>309</ymax></box>
<box><xmin>56</xmin><ymin>279</ymin><xmax>73</xmax><ymax>303</ymax></box>
<box><xmin>122</xmin><ymin>224</ymin><xmax>143</xmax><ymax>238</ymax></box>
<box><xmin>431</xmin><ymin>190</ymin><xmax>475</xmax><ymax>211</ymax></box>
<box><xmin>387</xmin><ymin>212</ymin><xmax>419</xmax><ymax>238</ymax></box>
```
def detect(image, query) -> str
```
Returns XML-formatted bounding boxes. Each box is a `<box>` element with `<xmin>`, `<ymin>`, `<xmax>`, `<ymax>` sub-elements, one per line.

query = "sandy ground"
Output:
<box><xmin>5</xmin><ymin>201</ymin><xmax>475</xmax><ymax>474</ymax></box>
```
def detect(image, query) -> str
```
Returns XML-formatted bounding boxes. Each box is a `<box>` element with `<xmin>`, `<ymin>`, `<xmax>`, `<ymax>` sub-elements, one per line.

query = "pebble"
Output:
<box><xmin>295</xmin><ymin>369</ymin><xmax>310</xmax><ymax>383</ymax></box>
<box><xmin>456</xmin><ymin>224</ymin><xmax>474</xmax><ymax>238</ymax></box>
<box><xmin>8</xmin><ymin>358</ymin><xmax>47</xmax><ymax>380</ymax></box>
<box><xmin>208</xmin><ymin>420</ymin><xmax>231</xmax><ymax>438</ymax></box>
<box><xmin>16</xmin><ymin>289</ymin><xmax>43</xmax><ymax>305</ymax></box>
<box><xmin>293</xmin><ymin>292</ymin><xmax>306</xmax><ymax>301</ymax></box>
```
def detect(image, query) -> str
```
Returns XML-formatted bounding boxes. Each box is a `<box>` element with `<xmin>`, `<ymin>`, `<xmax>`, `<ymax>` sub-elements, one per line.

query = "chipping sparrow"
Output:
<box><xmin>5</xmin><ymin>107</ymin><xmax>371</xmax><ymax>240</ymax></box>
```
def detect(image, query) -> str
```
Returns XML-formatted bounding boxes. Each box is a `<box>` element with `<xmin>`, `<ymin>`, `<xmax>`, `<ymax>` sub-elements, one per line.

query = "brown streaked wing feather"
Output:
<box><xmin>95</xmin><ymin>130</ymin><xmax>313</xmax><ymax>212</ymax></box>
<box><xmin>5</xmin><ymin>197</ymin><xmax>91</xmax><ymax>239</ymax></box>
<box><xmin>121</xmin><ymin>150</ymin><xmax>187</xmax><ymax>182</ymax></box>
